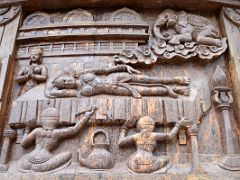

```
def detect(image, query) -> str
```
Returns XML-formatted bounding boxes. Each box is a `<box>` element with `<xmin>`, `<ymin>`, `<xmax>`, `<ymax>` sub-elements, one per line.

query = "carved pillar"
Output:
<box><xmin>220</xmin><ymin>7</ymin><xmax>240</xmax><ymax>123</ymax></box>
<box><xmin>0</xmin><ymin>128</ymin><xmax>16</xmax><ymax>172</ymax></box>
<box><xmin>0</xmin><ymin>6</ymin><xmax>21</xmax><ymax>137</ymax></box>
<box><xmin>187</xmin><ymin>123</ymin><xmax>201</xmax><ymax>172</ymax></box>
<box><xmin>211</xmin><ymin>66</ymin><xmax>240</xmax><ymax>171</ymax></box>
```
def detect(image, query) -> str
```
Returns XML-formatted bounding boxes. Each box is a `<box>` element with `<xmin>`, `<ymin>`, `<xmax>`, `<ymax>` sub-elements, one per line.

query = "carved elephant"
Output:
<box><xmin>153</xmin><ymin>9</ymin><xmax>222</xmax><ymax>47</ymax></box>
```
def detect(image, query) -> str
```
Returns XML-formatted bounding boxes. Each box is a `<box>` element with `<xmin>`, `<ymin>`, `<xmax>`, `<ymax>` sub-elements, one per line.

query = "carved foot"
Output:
<box><xmin>174</xmin><ymin>76</ymin><xmax>191</xmax><ymax>85</ymax></box>
<box><xmin>213</xmin><ymin>39</ymin><xmax>222</xmax><ymax>47</ymax></box>
<box><xmin>0</xmin><ymin>164</ymin><xmax>9</xmax><ymax>172</ymax></box>
<box><xmin>218</xmin><ymin>154</ymin><xmax>240</xmax><ymax>171</ymax></box>
<box><xmin>174</xmin><ymin>86</ymin><xmax>190</xmax><ymax>96</ymax></box>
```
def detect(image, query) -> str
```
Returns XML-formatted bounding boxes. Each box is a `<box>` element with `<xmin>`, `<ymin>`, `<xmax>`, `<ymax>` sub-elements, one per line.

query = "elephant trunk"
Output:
<box><xmin>153</xmin><ymin>19</ymin><xmax>173</xmax><ymax>41</ymax></box>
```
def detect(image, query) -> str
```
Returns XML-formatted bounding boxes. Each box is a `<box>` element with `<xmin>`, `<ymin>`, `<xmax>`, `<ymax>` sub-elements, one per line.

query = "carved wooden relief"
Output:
<box><xmin>151</xmin><ymin>9</ymin><xmax>227</xmax><ymax>61</ymax></box>
<box><xmin>0</xmin><ymin>1</ymin><xmax>240</xmax><ymax>179</ymax></box>
<box><xmin>0</xmin><ymin>6</ymin><xmax>21</xmax><ymax>26</ymax></box>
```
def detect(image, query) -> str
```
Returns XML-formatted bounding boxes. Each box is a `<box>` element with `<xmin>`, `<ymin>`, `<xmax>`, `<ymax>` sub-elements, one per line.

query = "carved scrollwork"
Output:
<box><xmin>0</xmin><ymin>6</ymin><xmax>21</xmax><ymax>26</ymax></box>
<box><xmin>224</xmin><ymin>7</ymin><xmax>240</xmax><ymax>26</ymax></box>
<box><xmin>63</xmin><ymin>9</ymin><xmax>94</xmax><ymax>23</ymax></box>
<box><xmin>110</xmin><ymin>7</ymin><xmax>142</xmax><ymax>22</ymax></box>
<box><xmin>151</xmin><ymin>9</ymin><xmax>227</xmax><ymax>62</ymax></box>
<box><xmin>23</xmin><ymin>12</ymin><xmax>51</xmax><ymax>27</ymax></box>
<box><xmin>152</xmin><ymin>38</ymin><xmax>227</xmax><ymax>61</ymax></box>
<box><xmin>114</xmin><ymin>45</ymin><xmax>157</xmax><ymax>65</ymax></box>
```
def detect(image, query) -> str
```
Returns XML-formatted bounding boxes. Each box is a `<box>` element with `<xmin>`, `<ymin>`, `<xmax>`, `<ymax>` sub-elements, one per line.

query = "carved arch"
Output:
<box><xmin>63</xmin><ymin>8</ymin><xmax>94</xmax><ymax>23</ymax></box>
<box><xmin>23</xmin><ymin>12</ymin><xmax>51</xmax><ymax>27</ymax></box>
<box><xmin>110</xmin><ymin>7</ymin><xmax>142</xmax><ymax>22</ymax></box>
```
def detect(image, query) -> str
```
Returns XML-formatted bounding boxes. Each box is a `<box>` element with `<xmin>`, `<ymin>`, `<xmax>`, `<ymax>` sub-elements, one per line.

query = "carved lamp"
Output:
<box><xmin>211</xmin><ymin>66</ymin><xmax>240</xmax><ymax>171</ymax></box>
<box><xmin>0</xmin><ymin>128</ymin><xmax>17</xmax><ymax>172</ymax></box>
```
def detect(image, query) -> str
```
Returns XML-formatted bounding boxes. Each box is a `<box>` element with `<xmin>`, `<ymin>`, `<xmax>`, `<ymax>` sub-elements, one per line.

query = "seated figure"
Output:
<box><xmin>118</xmin><ymin>116</ymin><xmax>193</xmax><ymax>173</ymax></box>
<box><xmin>17</xmin><ymin>106</ymin><xmax>97</xmax><ymax>172</ymax></box>
<box><xmin>45</xmin><ymin>64</ymin><xmax>190</xmax><ymax>99</ymax></box>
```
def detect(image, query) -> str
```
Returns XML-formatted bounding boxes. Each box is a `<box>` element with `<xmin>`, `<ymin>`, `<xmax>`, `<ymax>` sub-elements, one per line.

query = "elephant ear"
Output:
<box><xmin>178</xmin><ymin>11</ymin><xmax>188</xmax><ymax>27</ymax></box>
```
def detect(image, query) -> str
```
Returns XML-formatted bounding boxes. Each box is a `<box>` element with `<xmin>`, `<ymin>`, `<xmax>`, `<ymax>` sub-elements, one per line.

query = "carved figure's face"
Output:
<box><xmin>30</xmin><ymin>50</ymin><xmax>42</xmax><ymax>63</ymax></box>
<box><xmin>137</xmin><ymin>116</ymin><xmax>155</xmax><ymax>132</ymax></box>
<box><xmin>41</xmin><ymin>117</ymin><xmax>58</xmax><ymax>130</ymax></box>
<box><xmin>53</xmin><ymin>75</ymin><xmax>77</xmax><ymax>89</ymax></box>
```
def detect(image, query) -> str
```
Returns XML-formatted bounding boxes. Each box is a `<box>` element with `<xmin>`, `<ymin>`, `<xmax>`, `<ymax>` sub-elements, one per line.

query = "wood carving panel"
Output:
<box><xmin>0</xmin><ymin>4</ymin><xmax>240</xmax><ymax>180</ymax></box>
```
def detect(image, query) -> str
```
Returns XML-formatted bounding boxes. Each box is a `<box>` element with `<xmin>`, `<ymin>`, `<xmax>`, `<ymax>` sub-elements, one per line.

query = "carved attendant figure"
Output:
<box><xmin>45</xmin><ymin>64</ymin><xmax>190</xmax><ymax>99</ymax></box>
<box><xmin>16</xmin><ymin>47</ymin><xmax>47</xmax><ymax>96</ymax></box>
<box><xmin>17</xmin><ymin>106</ymin><xmax>97</xmax><ymax>172</ymax></box>
<box><xmin>118</xmin><ymin>116</ymin><xmax>192</xmax><ymax>173</ymax></box>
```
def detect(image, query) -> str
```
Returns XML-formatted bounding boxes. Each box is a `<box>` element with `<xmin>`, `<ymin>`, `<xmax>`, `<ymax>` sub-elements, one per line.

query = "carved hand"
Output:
<box><xmin>178</xmin><ymin>117</ymin><xmax>194</xmax><ymax>128</ymax></box>
<box><xmin>22</xmin><ymin>68</ymin><xmax>30</xmax><ymax>78</ymax></box>
<box><xmin>125</xmin><ymin>65</ymin><xmax>142</xmax><ymax>75</ymax></box>
<box><xmin>122</xmin><ymin>116</ymin><xmax>138</xmax><ymax>129</ymax></box>
<box><xmin>25</xmin><ymin>119</ymin><xmax>37</xmax><ymax>131</ymax></box>
<box><xmin>84</xmin><ymin>106</ymin><xmax>98</xmax><ymax>118</ymax></box>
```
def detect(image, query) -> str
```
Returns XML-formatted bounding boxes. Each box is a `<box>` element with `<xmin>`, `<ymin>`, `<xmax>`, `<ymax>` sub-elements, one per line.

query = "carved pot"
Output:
<box><xmin>79</xmin><ymin>129</ymin><xmax>114</xmax><ymax>170</ymax></box>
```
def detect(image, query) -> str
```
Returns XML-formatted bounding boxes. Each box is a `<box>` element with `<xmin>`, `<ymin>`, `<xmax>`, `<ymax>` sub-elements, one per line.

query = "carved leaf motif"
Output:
<box><xmin>211</xmin><ymin>65</ymin><xmax>229</xmax><ymax>90</ymax></box>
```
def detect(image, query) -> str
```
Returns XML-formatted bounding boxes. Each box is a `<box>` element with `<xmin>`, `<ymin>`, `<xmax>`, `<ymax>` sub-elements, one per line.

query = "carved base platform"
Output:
<box><xmin>218</xmin><ymin>154</ymin><xmax>240</xmax><ymax>171</ymax></box>
<box><xmin>0</xmin><ymin>171</ymin><xmax>238</xmax><ymax>180</ymax></box>
<box><xmin>0</xmin><ymin>162</ymin><xmax>239</xmax><ymax>180</ymax></box>
<box><xmin>0</xmin><ymin>164</ymin><xmax>9</xmax><ymax>172</ymax></box>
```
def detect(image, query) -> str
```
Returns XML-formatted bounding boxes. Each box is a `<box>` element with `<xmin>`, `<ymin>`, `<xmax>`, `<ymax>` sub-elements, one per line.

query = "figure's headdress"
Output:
<box><xmin>30</xmin><ymin>47</ymin><xmax>43</xmax><ymax>64</ymax></box>
<box><xmin>41</xmin><ymin>107</ymin><xmax>59</xmax><ymax>120</ymax></box>
<box><xmin>137</xmin><ymin>116</ymin><xmax>155</xmax><ymax>131</ymax></box>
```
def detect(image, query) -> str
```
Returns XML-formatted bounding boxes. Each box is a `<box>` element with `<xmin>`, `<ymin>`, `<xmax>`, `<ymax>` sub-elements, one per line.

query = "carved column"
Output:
<box><xmin>221</xmin><ymin>7</ymin><xmax>240</xmax><ymax>123</ymax></box>
<box><xmin>187</xmin><ymin>123</ymin><xmax>201</xmax><ymax>172</ymax></box>
<box><xmin>0</xmin><ymin>128</ymin><xmax>16</xmax><ymax>172</ymax></box>
<box><xmin>211</xmin><ymin>66</ymin><xmax>240</xmax><ymax>171</ymax></box>
<box><xmin>0</xmin><ymin>6</ymin><xmax>21</xmax><ymax>137</ymax></box>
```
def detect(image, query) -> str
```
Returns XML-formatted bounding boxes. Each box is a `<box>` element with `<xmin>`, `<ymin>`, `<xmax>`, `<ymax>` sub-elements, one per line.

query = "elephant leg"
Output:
<box><xmin>168</xmin><ymin>33</ymin><xmax>192</xmax><ymax>45</ymax></box>
<box><xmin>195</xmin><ymin>27</ymin><xmax>222</xmax><ymax>47</ymax></box>
<box><xmin>196</xmin><ymin>36</ymin><xmax>222</xmax><ymax>47</ymax></box>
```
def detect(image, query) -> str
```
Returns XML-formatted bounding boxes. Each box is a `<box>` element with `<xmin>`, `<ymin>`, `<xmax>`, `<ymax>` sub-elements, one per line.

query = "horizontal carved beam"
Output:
<box><xmin>1</xmin><ymin>0</ymin><xmax>240</xmax><ymax>11</ymax></box>
<box><xmin>208</xmin><ymin>0</ymin><xmax>240</xmax><ymax>7</ymax></box>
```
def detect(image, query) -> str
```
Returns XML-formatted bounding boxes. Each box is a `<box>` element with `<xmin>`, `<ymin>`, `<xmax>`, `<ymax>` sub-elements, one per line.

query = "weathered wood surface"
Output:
<box><xmin>0</xmin><ymin>1</ymin><xmax>239</xmax><ymax>178</ymax></box>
